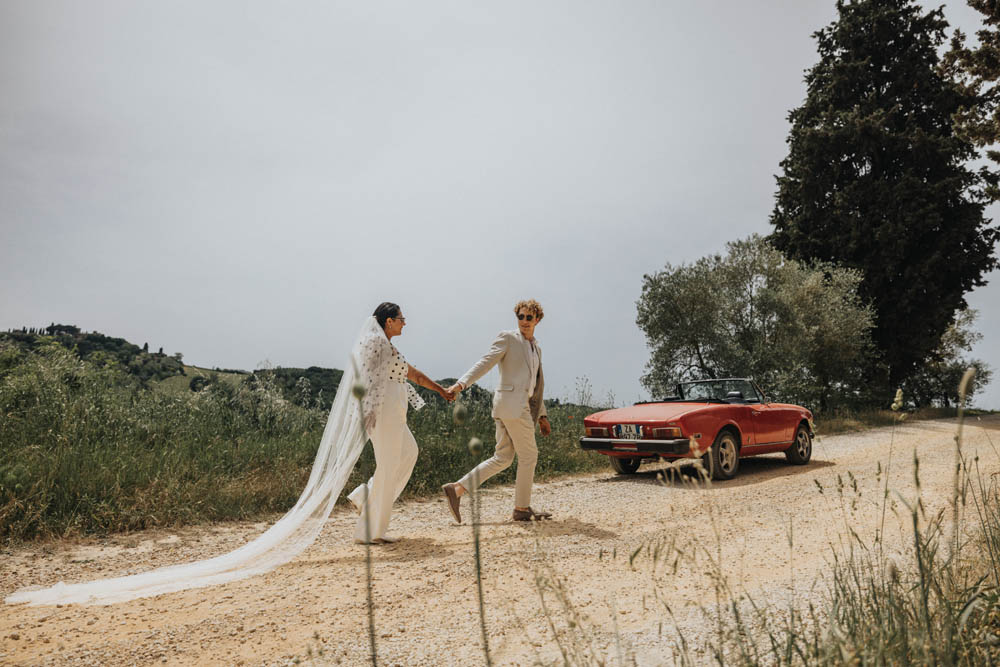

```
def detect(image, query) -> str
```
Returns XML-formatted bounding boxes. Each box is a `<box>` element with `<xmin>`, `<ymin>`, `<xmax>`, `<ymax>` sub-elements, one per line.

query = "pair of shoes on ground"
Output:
<box><xmin>441</xmin><ymin>483</ymin><xmax>552</xmax><ymax>523</ymax></box>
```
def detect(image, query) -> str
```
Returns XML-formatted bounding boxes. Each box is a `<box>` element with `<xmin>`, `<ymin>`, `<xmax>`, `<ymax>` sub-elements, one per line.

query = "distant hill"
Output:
<box><xmin>0</xmin><ymin>324</ymin><xmax>498</xmax><ymax>410</ymax></box>
<box><xmin>245</xmin><ymin>369</ymin><xmax>494</xmax><ymax>411</ymax></box>
<box><xmin>156</xmin><ymin>365</ymin><xmax>248</xmax><ymax>396</ymax></box>
<box><xmin>1</xmin><ymin>324</ymin><xmax>185</xmax><ymax>385</ymax></box>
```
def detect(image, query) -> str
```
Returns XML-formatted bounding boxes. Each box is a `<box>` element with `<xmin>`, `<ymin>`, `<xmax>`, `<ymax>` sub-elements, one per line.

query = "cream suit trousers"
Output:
<box><xmin>349</xmin><ymin>382</ymin><xmax>418</xmax><ymax>542</ymax></box>
<box><xmin>458</xmin><ymin>408</ymin><xmax>538</xmax><ymax>508</ymax></box>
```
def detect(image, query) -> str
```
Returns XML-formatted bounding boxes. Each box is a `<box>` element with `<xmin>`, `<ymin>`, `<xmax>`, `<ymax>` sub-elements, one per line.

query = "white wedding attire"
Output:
<box><xmin>347</xmin><ymin>333</ymin><xmax>424</xmax><ymax>542</ymax></box>
<box><xmin>5</xmin><ymin>316</ymin><xmax>416</xmax><ymax>606</ymax></box>
<box><xmin>457</xmin><ymin>330</ymin><xmax>546</xmax><ymax>508</ymax></box>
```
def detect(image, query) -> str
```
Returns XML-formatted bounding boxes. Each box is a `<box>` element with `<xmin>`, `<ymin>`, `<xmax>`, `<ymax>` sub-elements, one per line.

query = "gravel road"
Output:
<box><xmin>2</xmin><ymin>415</ymin><xmax>998</xmax><ymax>666</ymax></box>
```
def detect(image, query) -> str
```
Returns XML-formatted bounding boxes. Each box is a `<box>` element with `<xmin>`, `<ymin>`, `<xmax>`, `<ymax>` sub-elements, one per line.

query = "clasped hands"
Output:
<box><xmin>437</xmin><ymin>384</ymin><xmax>458</xmax><ymax>402</ymax></box>
<box><xmin>434</xmin><ymin>382</ymin><xmax>461</xmax><ymax>403</ymax></box>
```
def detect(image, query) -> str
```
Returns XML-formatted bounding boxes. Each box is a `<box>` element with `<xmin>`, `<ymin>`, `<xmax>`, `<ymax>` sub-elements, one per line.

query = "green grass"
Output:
<box><xmin>3</xmin><ymin>339</ymin><xmax>983</xmax><ymax>547</ymax></box>
<box><xmin>0</xmin><ymin>343</ymin><xmax>600</xmax><ymax>541</ymax></box>
<box><xmin>0</xmin><ymin>344</ymin><xmax>323</xmax><ymax>540</ymax></box>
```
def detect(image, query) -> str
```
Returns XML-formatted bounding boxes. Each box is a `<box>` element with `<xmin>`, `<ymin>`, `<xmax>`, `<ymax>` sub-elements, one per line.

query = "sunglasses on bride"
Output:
<box><xmin>517</xmin><ymin>313</ymin><xmax>535</xmax><ymax>321</ymax></box>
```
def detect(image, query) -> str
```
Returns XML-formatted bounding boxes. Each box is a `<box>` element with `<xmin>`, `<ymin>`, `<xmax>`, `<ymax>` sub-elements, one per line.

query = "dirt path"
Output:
<box><xmin>2</xmin><ymin>416</ymin><xmax>999</xmax><ymax>666</ymax></box>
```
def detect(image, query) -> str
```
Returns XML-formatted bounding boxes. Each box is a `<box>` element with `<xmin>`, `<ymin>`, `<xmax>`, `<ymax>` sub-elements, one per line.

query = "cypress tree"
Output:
<box><xmin>943</xmin><ymin>0</ymin><xmax>1000</xmax><ymax>176</ymax></box>
<box><xmin>770</xmin><ymin>0</ymin><xmax>999</xmax><ymax>390</ymax></box>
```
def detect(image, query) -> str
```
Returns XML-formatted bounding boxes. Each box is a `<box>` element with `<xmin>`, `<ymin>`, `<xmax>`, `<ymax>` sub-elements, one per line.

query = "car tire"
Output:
<box><xmin>785</xmin><ymin>423</ymin><xmax>812</xmax><ymax>465</ymax></box>
<box><xmin>702</xmin><ymin>429</ymin><xmax>740</xmax><ymax>480</ymax></box>
<box><xmin>610</xmin><ymin>456</ymin><xmax>641</xmax><ymax>475</ymax></box>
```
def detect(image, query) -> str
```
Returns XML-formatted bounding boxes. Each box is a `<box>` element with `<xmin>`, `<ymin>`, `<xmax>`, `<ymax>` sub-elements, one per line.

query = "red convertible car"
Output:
<box><xmin>579</xmin><ymin>378</ymin><xmax>814</xmax><ymax>480</ymax></box>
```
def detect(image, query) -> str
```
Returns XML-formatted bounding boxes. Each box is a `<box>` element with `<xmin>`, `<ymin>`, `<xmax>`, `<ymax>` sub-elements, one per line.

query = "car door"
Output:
<box><xmin>724</xmin><ymin>404</ymin><xmax>759</xmax><ymax>446</ymax></box>
<box><xmin>749</xmin><ymin>403</ymin><xmax>787</xmax><ymax>444</ymax></box>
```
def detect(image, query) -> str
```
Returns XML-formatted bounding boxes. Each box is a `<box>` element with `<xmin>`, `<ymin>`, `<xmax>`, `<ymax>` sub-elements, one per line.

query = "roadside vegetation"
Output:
<box><xmin>0</xmin><ymin>341</ymin><xmax>599</xmax><ymax>541</ymax></box>
<box><xmin>0</xmin><ymin>322</ymin><xmax>990</xmax><ymax>544</ymax></box>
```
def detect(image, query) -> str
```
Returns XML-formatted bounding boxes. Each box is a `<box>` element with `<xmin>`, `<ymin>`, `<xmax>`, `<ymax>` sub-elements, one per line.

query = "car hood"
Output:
<box><xmin>586</xmin><ymin>402</ymin><xmax>709</xmax><ymax>424</ymax></box>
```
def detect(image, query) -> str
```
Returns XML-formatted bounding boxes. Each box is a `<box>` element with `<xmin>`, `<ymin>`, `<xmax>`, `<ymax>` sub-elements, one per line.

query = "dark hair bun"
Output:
<box><xmin>373</xmin><ymin>302</ymin><xmax>401</xmax><ymax>329</ymax></box>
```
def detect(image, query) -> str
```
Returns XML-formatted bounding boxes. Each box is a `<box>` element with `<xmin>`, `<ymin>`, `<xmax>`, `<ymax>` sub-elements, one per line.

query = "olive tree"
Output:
<box><xmin>636</xmin><ymin>236</ymin><xmax>874</xmax><ymax>412</ymax></box>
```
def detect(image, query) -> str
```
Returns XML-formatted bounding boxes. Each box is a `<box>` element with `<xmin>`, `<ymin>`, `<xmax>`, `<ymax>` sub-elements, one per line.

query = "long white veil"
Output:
<box><xmin>6</xmin><ymin>316</ymin><xmax>388</xmax><ymax>606</ymax></box>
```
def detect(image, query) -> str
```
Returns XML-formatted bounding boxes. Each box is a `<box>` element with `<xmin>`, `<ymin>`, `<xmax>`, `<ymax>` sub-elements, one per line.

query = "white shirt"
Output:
<box><xmin>522</xmin><ymin>333</ymin><xmax>540</xmax><ymax>397</ymax></box>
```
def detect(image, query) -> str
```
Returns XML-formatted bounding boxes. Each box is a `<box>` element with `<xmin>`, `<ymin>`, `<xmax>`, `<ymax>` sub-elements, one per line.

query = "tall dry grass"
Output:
<box><xmin>524</xmin><ymin>371</ymin><xmax>1000</xmax><ymax>665</ymax></box>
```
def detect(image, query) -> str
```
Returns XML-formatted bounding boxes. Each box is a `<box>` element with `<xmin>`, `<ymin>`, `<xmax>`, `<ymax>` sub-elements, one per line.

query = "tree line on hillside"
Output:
<box><xmin>638</xmin><ymin>0</ymin><xmax>998</xmax><ymax>411</ymax></box>
<box><xmin>3</xmin><ymin>325</ymin><xmax>490</xmax><ymax>413</ymax></box>
<box><xmin>1</xmin><ymin>324</ymin><xmax>185</xmax><ymax>385</ymax></box>
<box><xmin>244</xmin><ymin>367</ymin><xmax>495</xmax><ymax>412</ymax></box>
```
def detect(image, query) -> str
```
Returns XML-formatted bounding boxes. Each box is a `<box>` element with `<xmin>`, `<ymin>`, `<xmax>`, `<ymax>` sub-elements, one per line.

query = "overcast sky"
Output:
<box><xmin>2</xmin><ymin>1</ymin><xmax>998</xmax><ymax>409</ymax></box>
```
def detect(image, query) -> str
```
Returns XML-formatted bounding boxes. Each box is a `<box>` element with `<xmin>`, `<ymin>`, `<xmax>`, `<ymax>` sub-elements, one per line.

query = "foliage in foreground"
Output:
<box><xmin>528</xmin><ymin>376</ymin><xmax>1000</xmax><ymax>666</ymax></box>
<box><xmin>0</xmin><ymin>343</ymin><xmax>597</xmax><ymax>540</ymax></box>
<box><xmin>676</xmin><ymin>404</ymin><xmax>1000</xmax><ymax>665</ymax></box>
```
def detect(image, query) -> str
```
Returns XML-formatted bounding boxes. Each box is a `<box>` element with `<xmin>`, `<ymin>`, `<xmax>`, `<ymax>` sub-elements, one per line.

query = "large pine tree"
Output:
<box><xmin>944</xmin><ymin>1</ymin><xmax>1000</xmax><ymax>164</ymax></box>
<box><xmin>770</xmin><ymin>0</ymin><xmax>999</xmax><ymax>390</ymax></box>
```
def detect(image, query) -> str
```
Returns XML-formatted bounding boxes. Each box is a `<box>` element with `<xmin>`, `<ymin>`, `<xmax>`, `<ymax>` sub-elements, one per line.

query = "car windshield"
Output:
<box><xmin>678</xmin><ymin>379</ymin><xmax>762</xmax><ymax>403</ymax></box>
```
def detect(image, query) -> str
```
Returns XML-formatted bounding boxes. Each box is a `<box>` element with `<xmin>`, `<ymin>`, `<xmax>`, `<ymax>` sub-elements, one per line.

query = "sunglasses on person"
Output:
<box><xmin>517</xmin><ymin>313</ymin><xmax>535</xmax><ymax>322</ymax></box>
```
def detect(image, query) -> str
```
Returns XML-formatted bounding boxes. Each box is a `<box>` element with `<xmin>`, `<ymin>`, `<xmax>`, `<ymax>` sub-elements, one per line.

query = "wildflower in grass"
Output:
<box><xmin>453</xmin><ymin>402</ymin><xmax>468</xmax><ymax>425</ymax></box>
<box><xmin>689</xmin><ymin>435</ymin><xmax>706</xmax><ymax>458</ymax></box>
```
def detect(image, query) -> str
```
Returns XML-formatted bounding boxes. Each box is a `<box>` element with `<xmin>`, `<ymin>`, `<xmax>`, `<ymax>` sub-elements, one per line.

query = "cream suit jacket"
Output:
<box><xmin>459</xmin><ymin>330</ymin><xmax>547</xmax><ymax>423</ymax></box>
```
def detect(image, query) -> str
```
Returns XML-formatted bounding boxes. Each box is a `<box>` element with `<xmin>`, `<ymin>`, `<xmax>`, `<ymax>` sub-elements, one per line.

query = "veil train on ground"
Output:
<box><xmin>5</xmin><ymin>316</ymin><xmax>388</xmax><ymax>606</ymax></box>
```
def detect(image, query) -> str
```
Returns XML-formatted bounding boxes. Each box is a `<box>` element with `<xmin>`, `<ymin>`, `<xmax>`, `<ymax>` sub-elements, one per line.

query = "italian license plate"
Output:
<box><xmin>613</xmin><ymin>424</ymin><xmax>643</xmax><ymax>440</ymax></box>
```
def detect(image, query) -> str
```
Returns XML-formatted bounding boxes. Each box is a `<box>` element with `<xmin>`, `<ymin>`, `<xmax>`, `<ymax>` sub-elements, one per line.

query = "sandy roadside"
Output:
<box><xmin>2</xmin><ymin>415</ymin><xmax>998</xmax><ymax>666</ymax></box>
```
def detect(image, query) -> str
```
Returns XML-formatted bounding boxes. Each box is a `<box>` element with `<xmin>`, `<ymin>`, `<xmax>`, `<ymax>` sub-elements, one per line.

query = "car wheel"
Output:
<box><xmin>702</xmin><ymin>429</ymin><xmax>740</xmax><ymax>480</ymax></box>
<box><xmin>785</xmin><ymin>423</ymin><xmax>812</xmax><ymax>465</ymax></box>
<box><xmin>610</xmin><ymin>456</ymin><xmax>641</xmax><ymax>475</ymax></box>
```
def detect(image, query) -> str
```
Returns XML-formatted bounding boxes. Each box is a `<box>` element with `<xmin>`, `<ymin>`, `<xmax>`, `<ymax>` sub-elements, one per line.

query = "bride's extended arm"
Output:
<box><xmin>407</xmin><ymin>365</ymin><xmax>454</xmax><ymax>401</ymax></box>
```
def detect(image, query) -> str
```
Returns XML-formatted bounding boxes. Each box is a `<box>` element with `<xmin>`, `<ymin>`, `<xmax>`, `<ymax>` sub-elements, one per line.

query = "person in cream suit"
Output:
<box><xmin>442</xmin><ymin>299</ymin><xmax>553</xmax><ymax>522</ymax></box>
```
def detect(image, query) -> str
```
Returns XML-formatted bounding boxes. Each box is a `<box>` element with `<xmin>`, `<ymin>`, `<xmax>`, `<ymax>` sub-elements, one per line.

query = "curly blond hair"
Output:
<box><xmin>514</xmin><ymin>299</ymin><xmax>544</xmax><ymax>321</ymax></box>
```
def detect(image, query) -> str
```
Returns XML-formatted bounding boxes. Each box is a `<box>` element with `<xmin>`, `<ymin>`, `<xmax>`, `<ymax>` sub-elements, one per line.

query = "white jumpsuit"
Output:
<box><xmin>348</xmin><ymin>351</ymin><xmax>419</xmax><ymax>542</ymax></box>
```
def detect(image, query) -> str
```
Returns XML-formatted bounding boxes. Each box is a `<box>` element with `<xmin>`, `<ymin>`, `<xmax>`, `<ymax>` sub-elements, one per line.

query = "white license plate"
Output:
<box><xmin>613</xmin><ymin>424</ymin><xmax>643</xmax><ymax>440</ymax></box>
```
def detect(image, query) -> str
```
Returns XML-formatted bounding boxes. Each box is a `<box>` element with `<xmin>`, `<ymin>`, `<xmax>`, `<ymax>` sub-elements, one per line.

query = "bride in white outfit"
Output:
<box><xmin>348</xmin><ymin>302</ymin><xmax>454</xmax><ymax>544</ymax></box>
<box><xmin>5</xmin><ymin>303</ymin><xmax>451</xmax><ymax>606</ymax></box>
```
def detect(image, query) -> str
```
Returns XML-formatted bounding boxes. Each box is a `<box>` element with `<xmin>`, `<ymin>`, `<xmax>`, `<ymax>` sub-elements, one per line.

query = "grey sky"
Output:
<box><xmin>2</xmin><ymin>1</ymin><xmax>998</xmax><ymax>409</ymax></box>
